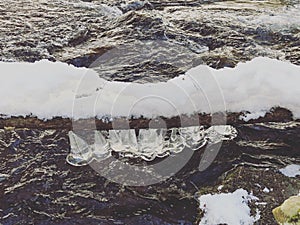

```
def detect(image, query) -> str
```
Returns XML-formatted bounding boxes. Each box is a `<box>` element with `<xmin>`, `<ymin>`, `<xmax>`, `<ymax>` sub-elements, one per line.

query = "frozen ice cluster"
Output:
<box><xmin>66</xmin><ymin>125</ymin><xmax>237</xmax><ymax>165</ymax></box>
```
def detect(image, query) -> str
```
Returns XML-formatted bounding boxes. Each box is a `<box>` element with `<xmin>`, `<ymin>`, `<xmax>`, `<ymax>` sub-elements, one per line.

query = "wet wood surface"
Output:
<box><xmin>0</xmin><ymin>107</ymin><xmax>295</xmax><ymax>130</ymax></box>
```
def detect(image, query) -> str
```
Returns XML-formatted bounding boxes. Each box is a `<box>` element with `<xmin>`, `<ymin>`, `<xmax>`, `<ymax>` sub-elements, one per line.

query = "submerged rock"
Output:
<box><xmin>273</xmin><ymin>196</ymin><xmax>300</xmax><ymax>225</ymax></box>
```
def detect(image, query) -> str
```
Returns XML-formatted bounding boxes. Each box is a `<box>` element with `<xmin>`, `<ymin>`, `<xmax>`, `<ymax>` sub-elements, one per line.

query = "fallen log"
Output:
<box><xmin>0</xmin><ymin>107</ymin><xmax>295</xmax><ymax>130</ymax></box>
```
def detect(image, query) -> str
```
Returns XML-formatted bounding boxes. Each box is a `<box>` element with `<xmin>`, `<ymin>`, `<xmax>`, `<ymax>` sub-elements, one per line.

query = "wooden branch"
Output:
<box><xmin>0</xmin><ymin>107</ymin><xmax>295</xmax><ymax>130</ymax></box>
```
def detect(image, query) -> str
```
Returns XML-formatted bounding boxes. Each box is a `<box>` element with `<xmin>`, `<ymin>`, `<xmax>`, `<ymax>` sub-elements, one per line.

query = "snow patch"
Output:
<box><xmin>279</xmin><ymin>164</ymin><xmax>300</xmax><ymax>178</ymax></box>
<box><xmin>198</xmin><ymin>189</ymin><xmax>260</xmax><ymax>225</ymax></box>
<box><xmin>217</xmin><ymin>185</ymin><xmax>224</xmax><ymax>191</ymax></box>
<box><xmin>239</xmin><ymin>111</ymin><xmax>267</xmax><ymax>122</ymax></box>
<box><xmin>263</xmin><ymin>187</ymin><xmax>270</xmax><ymax>193</ymax></box>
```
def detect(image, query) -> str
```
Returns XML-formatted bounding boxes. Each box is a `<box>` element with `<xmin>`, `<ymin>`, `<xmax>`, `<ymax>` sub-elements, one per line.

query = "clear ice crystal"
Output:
<box><xmin>179</xmin><ymin>126</ymin><xmax>207</xmax><ymax>150</ymax></box>
<box><xmin>66</xmin><ymin>131</ymin><xmax>94</xmax><ymax>166</ymax></box>
<box><xmin>205</xmin><ymin>125</ymin><xmax>238</xmax><ymax>144</ymax></box>
<box><xmin>66</xmin><ymin>125</ymin><xmax>238</xmax><ymax>166</ymax></box>
<box><xmin>109</xmin><ymin>129</ymin><xmax>138</xmax><ymax>153</ymax></box>
<box><xmin>164</xmin><ymin>128</ymin><xmax>185</xmax><ymax>154</ymax></box>
<box><xmin>138</xmin><ymin>129</ymin><xmax>165</xmax><ymax>160</ymax></box>
<box><xmin>93</xmin><ymin>131</ymin><xmax>111</xmax><ymax>160</ymax></box>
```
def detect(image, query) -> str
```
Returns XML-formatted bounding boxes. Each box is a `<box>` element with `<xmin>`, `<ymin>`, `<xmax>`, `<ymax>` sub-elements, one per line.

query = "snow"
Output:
<box><xmin>279</xmin><ymin>164</ymin><xmax>300</xmax><ymax>178</ymax></box>
<box><xmin>263</xmin><ymin>187</ymin><xmax>270</xmax><ymax>193</ymax></box>
<box><xmin>0</xmin><ymin>57</ymin><xmax>300</xmax><ymax>120</ymax></box>
<box><xmin>239</xmin><ymin>111</ymin><xmax>268</xmax><ymax>122</ymax></box>
<box><xmin>0</xmin><ymin>60</ymin><xmax>90</xmax><ymax>119</ymax></box>
<box><xmin>198</xmin><ymin>189</ymin><xmax>260</xmax><ymax>225</ymax></box>
<box><xmin>217</xmin><ymin>185</ymin><xmax>224</xmax><ymax>191</ymax></box>
<box><xmin>212</xmin><ymin>57</ymin><xmax>300</xmax><ymax>119</ymax></box>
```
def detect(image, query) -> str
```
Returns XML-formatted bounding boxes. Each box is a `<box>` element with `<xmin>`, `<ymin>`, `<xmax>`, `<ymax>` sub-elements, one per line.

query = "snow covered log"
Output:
<box><xmin>0</xmin><ymin>57</ymin><xmax>299</xmax><ymax>130</ymax></box>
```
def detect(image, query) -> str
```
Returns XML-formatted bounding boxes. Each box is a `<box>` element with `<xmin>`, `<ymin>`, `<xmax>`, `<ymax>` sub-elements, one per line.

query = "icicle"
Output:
<box><xmin>155</xmin><ymin>129</ymin><xmax>170</xmax><ymax>158</ymax></box>
<box><xmin>92</xmin><ymin>130</ymin><xmax>111</xmax><ymax>161</ymax></box>
<box><xmin>164</xmin><ymin>128</ymin><xmax>185</xmax><ymax>154</ymax></box>
<box><xmin>138</xmin><ymin>129</ymin><xmax>164</xmax><ymax>161</ymax></box>
<box><xmin>109</xmin><ymin>129</ymin><xmax>138</xmax><ymax>153</ymax></box>
<box><xmin>66</xmin><ymin>125</ymin><xmax>238</xmax><ymax>165</ymax></box>
<box><xmin>66</xmin><ymin>131</ymin><xmax>93</xmax><ymax>166</ymax></box>
<box><xmin>179</xmin><ymin>126</ymin><xmax>207</xmax><ymax>150</ymax></box>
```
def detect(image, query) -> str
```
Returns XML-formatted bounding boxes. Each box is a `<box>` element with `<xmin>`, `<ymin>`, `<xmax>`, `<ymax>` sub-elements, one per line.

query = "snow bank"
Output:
<box><xmin>279</xmin><ymin>164</ymin><xmax>300</xmax><ymax>178</ymax></box>
<box><xmin>0</xmin><ymin>57</ymin><xmax>300</xmax><ymax>120</ymax></box>
<box><xmin>0</xmin><ymin>60</ymin><xmax>92</xmax><ymax>119</ymax></box>
<box><xmin>198</xmin><ymin>189</ymin><xmax>260</xmax><ymax>225</ymax></box>
<box><xmin>211</xmin><ymin>57</ymin><xmax>300</xmax><ymax>119</ymax></box>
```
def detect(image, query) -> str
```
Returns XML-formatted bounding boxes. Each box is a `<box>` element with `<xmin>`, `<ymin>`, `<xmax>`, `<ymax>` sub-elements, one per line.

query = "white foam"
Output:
<box><xmin>65</xmin><ymin>1</ymin><xmax>123</xmax><ymax>17</ymax></box>
<box><xmin>249</xmin><ymin>4</ymin><xmax>300</xmax><ymax>32</ymax></box>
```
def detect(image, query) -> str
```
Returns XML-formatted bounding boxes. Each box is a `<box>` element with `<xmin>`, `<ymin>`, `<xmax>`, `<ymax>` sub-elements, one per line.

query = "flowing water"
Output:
<box><xmin>0</xmin><ymin>122</ymin><xmax>299</xmax><ymax>224</ymax></box>
<box><xmin>0</xmin><ymin>0</ymin><xmax>300</xmax><ymax>82</ymax></box>
<box><xmin>1</xmin><ymin>0</ymin><xmax>300</xmax><ymax>224</ymax></box>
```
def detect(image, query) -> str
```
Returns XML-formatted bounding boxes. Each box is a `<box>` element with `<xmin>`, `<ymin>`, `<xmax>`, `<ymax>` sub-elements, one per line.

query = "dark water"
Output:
<box><xmin>1</xmin><ymin>0</ymin><xmax>300</xmax><ymax>82</ymax></box>
<box><xmin>1</xmin><ymin>0</ymin><xmax>300</xmax><ymax>224</ymax></box>
<box><xmin>0</xmin><ymin>122</ymin><xmax>299</xmax><ymax>224</ymax></box>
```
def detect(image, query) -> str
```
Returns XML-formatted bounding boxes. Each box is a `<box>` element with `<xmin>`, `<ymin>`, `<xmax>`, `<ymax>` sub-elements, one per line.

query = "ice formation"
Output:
<box><xmin>66</xmin><ymin>125</ymin><xmax>237</xmax><ymax>165</ymax></box>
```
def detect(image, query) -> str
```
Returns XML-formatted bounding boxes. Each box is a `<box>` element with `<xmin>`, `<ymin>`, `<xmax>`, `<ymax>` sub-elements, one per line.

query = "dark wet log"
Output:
<box><xmin>0</xmin><ymin>107</ymin><xmax>295</xmax><ymax>130</ymax></box>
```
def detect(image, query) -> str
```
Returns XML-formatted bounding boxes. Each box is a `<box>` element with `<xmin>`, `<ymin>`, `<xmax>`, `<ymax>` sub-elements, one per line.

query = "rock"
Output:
<box><xmin>273</xmin><ymin>196</ymin><xmax>300</xmax><ymax>225</ymax></box>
